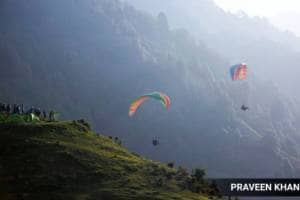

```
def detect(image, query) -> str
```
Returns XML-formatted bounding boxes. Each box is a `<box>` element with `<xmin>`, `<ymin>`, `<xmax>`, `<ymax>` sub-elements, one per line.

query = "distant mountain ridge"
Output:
<box><xmin>125</xmin><ymin>0</ymin><xmax>300</xmax><ymax>98</ymax></box>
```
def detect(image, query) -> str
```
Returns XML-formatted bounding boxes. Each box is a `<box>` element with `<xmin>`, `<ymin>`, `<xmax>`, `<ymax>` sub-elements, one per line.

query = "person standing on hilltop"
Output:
<box><xmin>0</xmin><ymin>103</ymin><xmax>4</xmax><ymax>113</ymax></box>
<box><xmin>6</xmin><ymin>104</ymin><xmax>11</xmax><ymax>114</ymax></box>
<box><xmin>35</xmin><ymin>108</ymin><xmax>41</xmax><ymax>117</ymax></box>
<box><xmin>49</xmin><ymin>110</ymin><xmax>55</xmax><ymax>121</ymax></box>
<box><xmin>42</xmin><ymin>110</ymin><xmax>47</xmax><ymax>120</ymax></box>
<box><xmin>12</xmin><ymin>104</ymin><xmax>17</xmax><ymax>114</ymax></box>
<box><xmin>21</xmin><ymin>104</ymin><xmax>24</xmax><ymax>114</ymax></box>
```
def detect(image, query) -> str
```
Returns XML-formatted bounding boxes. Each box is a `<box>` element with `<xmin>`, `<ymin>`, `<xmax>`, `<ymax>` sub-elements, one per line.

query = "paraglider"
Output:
<box><xmin>129</xmin><ymin>92</ymin><xmax>170</xmax><ymax>117</ymax></box>
<box><xmin>230</xmin><ymin>63</ymin><xmax>250</xmax><ymax>111</ymax></box>
<box><xmin>152</xmin><ymin>139</ymin><xmax>160</xmax><ymax>146</ymax></box>
<box><xmin>241</xmin><ymin>105</ymin><xmax>249</xmax><ymax>111</ymax></box>
<box><xmin>230</xmin><ymin>63</ymin><xmax>247</xmax><ymax>81</ymax></box>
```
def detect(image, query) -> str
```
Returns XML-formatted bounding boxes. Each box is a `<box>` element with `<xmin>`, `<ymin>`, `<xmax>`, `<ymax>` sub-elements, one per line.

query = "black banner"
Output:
<box><xmin>210</xmin><ymin>179</ymin><xmax>300</xmax><ymax>196</ymax></box>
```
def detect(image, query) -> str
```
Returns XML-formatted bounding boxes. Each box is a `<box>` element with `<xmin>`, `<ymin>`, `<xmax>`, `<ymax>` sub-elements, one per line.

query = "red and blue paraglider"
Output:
<box><xmin>230</xmin><ymin>63</ymin><xmax>250</xmax><ymax>111</ymax></box>
<box><xmin>230</xmin><ymin>63</ymin><xmax>247</xmax><ymax>81</ymax></box>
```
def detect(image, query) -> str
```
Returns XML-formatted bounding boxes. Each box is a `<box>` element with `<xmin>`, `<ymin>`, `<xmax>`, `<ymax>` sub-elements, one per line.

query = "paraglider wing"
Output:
<box><xmin>129</xmin><ymin>92</ymin><xmax>170</xmax><ymax>117</ymax></box>
<box><xmin>230</xmin><ymin>63</ymin><xmax>247</xmax><ymax>81</ymax></box>
<box><xmin>129</xmin><ymin>96</ymin><xmax>149</xmax><ymax>117</ymax></box>
<box><xmin>161</xmin><ymin>93</ymin><xmax>171</xmax><ymax>108</ymax></box>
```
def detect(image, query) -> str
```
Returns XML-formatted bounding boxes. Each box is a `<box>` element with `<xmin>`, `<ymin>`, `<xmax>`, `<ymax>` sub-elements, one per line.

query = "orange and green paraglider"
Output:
<box><xmin>129</xmin><ymin>92</ymin><xmax>170</xmax><ymax>117</ymax></box>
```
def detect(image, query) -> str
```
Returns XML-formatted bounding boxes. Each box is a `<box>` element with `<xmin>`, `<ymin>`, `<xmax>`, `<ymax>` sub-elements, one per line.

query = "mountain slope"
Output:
<box><xmin>126</xmin><ymin>0</ymin><xmax>300</xmax><ymax>98</ymax></box>
<box><xmin>0</xmin><ymin>119</ymin><xmax>217</xmax><ymax>200</ymax></box>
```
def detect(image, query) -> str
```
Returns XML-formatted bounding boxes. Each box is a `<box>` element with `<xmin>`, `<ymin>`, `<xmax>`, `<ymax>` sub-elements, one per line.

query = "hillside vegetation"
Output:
<box><xmin>0</xmin><ymin>117</ymin><xmax>218</xmax><ymax>200</ymax></box>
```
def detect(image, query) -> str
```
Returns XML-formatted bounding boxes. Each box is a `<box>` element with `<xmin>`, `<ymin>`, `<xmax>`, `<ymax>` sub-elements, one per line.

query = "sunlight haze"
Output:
<box><xmin>214</xmin><ymin>0</ymin><xmax>300</xmax><ymax>16</ymax></box>
<box><xmin>214</xmin><ymin>0</ymin><xmax>300</xmax><ymax>36</ymax></box>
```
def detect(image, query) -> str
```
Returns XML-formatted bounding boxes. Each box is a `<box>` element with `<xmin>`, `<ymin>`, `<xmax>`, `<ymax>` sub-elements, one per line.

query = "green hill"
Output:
<box><xmin>0</xmin><ymin>118</ymin><xmax>218</xmax><ymax>200</ymax></box>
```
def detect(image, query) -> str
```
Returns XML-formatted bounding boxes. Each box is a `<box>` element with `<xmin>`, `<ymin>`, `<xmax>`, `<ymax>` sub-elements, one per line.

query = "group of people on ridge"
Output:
<box><xmin>0</xmin><ymin>102</ymin><xmax>57</xmax><ymax>121</ymax></box>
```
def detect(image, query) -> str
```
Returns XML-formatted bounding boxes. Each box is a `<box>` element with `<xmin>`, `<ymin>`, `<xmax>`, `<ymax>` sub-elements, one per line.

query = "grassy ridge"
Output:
<box><xmin>0</xmin><ymin>119</ymin><xmax>217</xmax><ymax>200</ymax></box>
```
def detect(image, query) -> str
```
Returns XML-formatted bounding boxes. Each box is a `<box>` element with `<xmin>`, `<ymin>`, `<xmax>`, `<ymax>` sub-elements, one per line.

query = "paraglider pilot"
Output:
<box><xmin>241</xmin><ymin>105</ymin><xmax>249</xmax><ymax>111</ymax></box>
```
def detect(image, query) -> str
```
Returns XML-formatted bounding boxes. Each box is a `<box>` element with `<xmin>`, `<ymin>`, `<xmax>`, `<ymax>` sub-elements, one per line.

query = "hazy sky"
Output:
<box><xmin>214</xmin><ymin>0</ymin><xmax>300</xmax><ymax>16</ymax></box>
<box><xmin>214</xmin><ymin>0</ymin><xmax>300</xmax><ymax>36</ymax></box>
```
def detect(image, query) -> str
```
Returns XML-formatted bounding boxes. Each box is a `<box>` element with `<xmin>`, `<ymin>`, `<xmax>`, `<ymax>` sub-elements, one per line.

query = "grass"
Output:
<box><xmin>0</xmin><ymin>117</ymin><xmax>218</xmax><ymax>200</ymax></box>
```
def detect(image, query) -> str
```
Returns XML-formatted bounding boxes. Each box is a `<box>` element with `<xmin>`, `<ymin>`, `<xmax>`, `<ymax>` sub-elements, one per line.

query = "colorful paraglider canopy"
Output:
<box><xmin>129</xmin><ymin>92</ymin><xmax>170</xmax><ymax>117</ymax></box>
<box><xmin>230</xmin><ymin>63</ymin><xmax>247</xmax><ymax>81</ymax></box>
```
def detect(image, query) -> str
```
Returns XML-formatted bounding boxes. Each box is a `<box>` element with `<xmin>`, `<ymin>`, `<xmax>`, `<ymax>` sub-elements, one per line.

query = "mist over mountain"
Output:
<box><xmin>125</xmin><ymin>0</ymin><xmax>300</xmax><ymax>99</ymax></box>
<box><xmin>1</xmin><ymin>0</ymin><xmax>300</xmax><ymax>178</ymax></box>
<box><xmin>270</xmin><ymin>11</ymin><xmax>300</xmax><ymax>37</ymax></box>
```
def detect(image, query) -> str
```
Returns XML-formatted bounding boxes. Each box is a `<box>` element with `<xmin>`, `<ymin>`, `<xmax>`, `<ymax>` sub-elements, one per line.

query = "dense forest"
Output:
<box><xmin>1</xmin><ymin>0</ymin><xmax>300</xmax><ymax>178</ymax></box>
